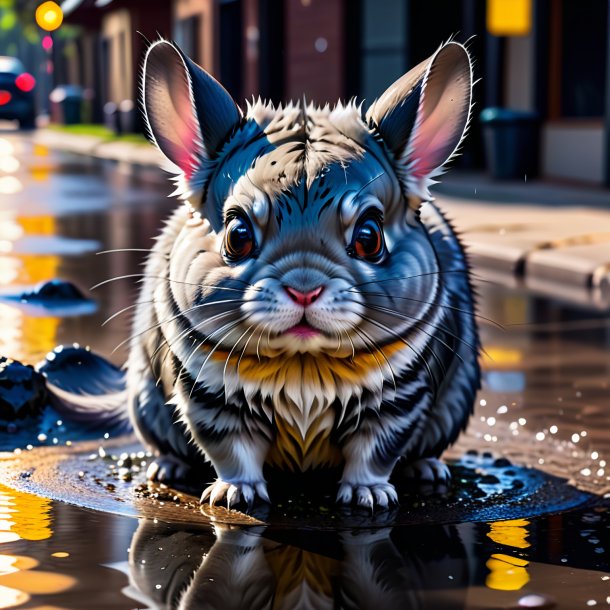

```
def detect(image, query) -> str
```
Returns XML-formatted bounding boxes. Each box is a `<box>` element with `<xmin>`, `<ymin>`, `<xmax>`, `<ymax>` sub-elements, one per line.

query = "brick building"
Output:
<box><xmin>60</xmin><ymin>0</ymin><xmax>610</xmax><ymax>186</ymax></box>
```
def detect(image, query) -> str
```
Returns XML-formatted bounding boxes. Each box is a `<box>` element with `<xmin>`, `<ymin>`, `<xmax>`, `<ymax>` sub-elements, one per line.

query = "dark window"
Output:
<box><xmin>219</xmin><ymin>0</ymin><xmax>243</xmax><ymax>101</ymax></box>
<box><xmin>559</xmin><ymin>0</ymin><xmax>607</xmax><ymax>118</ymax></box>
<box><xmin>359</xmin><ymin>0</ymin><xmax>408</xmax><ymax>104</ymax></box>
<box><xmin>174</xmin><ymin>16</ymin><xmax>201</xmax><ymax>65</ymax></box>
<box><xmin>259</xmin><ymin>0</ymin><xmax>284</xmax><ymax>104</ymax></box>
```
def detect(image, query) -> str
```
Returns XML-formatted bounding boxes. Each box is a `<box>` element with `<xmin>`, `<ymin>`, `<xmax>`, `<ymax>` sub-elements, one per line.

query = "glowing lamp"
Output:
<box><xmin>487</xmin><ymin>0</ymin><xmax>531</xmax><ymax>36</ymax></box>
<box><xmin>0</xmin><ymin>91</ymin><xmax>12</xmax><ymax>106</ymax></box>
<box><xmin>42</xmin><ymin>35</ymin><xmax>53</xmax><ymax>51</ymax></box>
<box><xmin>15</xmin><ymin>73</ymin><xmax>36</xmax><ymax>92</ymax></box>
<box><xmin>35</xmin><ymin>1</ymin><xmax>63</xmax><ymax>32</ymax></box>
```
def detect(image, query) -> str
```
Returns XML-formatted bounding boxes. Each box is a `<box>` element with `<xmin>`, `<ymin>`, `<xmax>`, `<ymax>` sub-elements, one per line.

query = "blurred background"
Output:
<box><xmin>0</xmin><ymin>0</ymin><xmax>608</xmax><ymax>186</ymax></box>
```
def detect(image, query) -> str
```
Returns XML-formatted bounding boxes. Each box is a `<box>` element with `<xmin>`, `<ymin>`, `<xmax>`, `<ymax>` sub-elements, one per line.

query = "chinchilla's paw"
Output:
<box><xmin>200</xmin><ymin>479</ymin><xmax>270</xmax><ymax>509</ymax></box>
<box><xmin>402</xmin><ymin>457</ymin><xmax>451</xmax><ymax>485</ymax></box>
<box><xmin>336</xmin><ymin>481</ymin><xmax>398</xmax><ymax>510</ymax></box>
<box><xmin>146</xmin><ymin>454</ymin><xmax>192</xmax><ymax>484</ymax></box>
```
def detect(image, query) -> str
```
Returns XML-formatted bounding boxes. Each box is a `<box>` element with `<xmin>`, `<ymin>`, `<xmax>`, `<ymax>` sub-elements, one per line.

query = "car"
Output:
<box><xmin>0</xmin><ymin>56</ymin><xmax>36</xmax><ymax>129</ymax></box>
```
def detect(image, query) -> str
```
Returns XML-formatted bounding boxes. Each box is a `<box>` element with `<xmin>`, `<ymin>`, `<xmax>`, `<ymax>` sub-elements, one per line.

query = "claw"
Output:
<box><xmin>336</xmin><ymin>481</ymin><xmax>397</xmax><ymax>511</ymax></box>
<box><xmin>403</xmin><ymin>458</ymin><xmax>452</xmax><ymax>485</ymax></box>
<box><xmin>199</xmin><ymin>478</ymin><xmax>269</xmax><ymax>509</ymax></box>
<box><xmin>226</xmin><ymin>484</ymin><xmax>240</xmax><ymax>508</ymax></box>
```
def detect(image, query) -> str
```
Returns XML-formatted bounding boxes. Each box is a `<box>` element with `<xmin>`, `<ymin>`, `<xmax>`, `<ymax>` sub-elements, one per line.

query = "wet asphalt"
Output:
<box><xmin>0</xmin><ymin>126</ymin><xmax>609</xmax><ymax>609</ymax></box>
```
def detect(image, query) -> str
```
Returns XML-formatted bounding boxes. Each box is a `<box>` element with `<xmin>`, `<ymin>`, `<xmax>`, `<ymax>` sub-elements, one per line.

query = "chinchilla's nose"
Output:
<box><xmin>284</xmin><ymin>286</ymin><xmax>324</xmax><ymax>307</ymax></box>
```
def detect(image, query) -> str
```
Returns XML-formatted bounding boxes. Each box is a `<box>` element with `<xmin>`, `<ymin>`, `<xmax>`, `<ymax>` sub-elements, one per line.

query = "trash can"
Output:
<box><xmin>118</xmin><ymin>99</ymin><xmax>140</xmax><ymax>134</ymax></box>
<box><xmin>480</xmin><ymin>108</ymin><xmax>540</xmax><ymax>180</ymax></box>
<box><xmin>49</xmin><ymin>85</ymin><xmax>84</xmax><ymax>125</ymax></box>
<box><xmin>103</xmin><ymin>101</ymin><xmax>121</xmax><ymax>135</ymax></box>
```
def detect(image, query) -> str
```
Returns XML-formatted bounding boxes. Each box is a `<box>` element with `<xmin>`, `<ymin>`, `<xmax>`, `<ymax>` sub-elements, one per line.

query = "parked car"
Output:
<box><xmin>0</xmin><ymin>56</ymin><xmax>36</xmax><ymax>129</ymax></box>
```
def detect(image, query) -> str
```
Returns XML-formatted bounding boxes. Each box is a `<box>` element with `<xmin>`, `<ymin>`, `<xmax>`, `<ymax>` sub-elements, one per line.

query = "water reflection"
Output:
<box><xmin>125</xmin><ymin>519</ymin><xmax>471</xmax><ymax>610</ymax></box>
<box><xmin>0</xmin><ymin>484</ymin><xmax>76</xmax><ymax>608</ymax></box>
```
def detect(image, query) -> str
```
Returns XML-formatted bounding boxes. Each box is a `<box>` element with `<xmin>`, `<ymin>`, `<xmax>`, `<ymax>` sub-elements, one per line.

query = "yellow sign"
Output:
<box><xmin>487</xmin><ymin>0</ymin><xmax>531</xmax><ymax>36</ymax></box>
<box><xmin>35</xmin><ymin>1</ymin><xmax>63</xmax><ymax>32</ymax></box>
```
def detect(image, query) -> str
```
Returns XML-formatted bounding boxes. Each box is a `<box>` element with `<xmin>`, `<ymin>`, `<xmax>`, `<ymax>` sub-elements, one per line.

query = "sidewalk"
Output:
<box><xmin>33</xmin><ymin>127</ymin><xmax>167</xmax><ymax>168</ymax></box>
<box><xmin>432</xmin><ymin>173</ymin><xmax>610</xmax><ymax>309</ymax></box>
<box><xmin>33</xmin><ymin>129</ymin><xmax>610</xmax><ymax>310</ymax></box>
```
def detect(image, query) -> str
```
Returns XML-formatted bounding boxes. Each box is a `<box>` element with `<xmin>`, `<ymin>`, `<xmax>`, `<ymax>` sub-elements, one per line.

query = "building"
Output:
<box><xmin>60</xmin><ymin>0</ymin><xmax>610</xmax><ymax>187</ymax></box>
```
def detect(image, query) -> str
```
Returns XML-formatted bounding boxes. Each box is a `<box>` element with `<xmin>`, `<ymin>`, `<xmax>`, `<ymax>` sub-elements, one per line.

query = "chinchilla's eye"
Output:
<box><xmin>348</xmin><ymin>213</ymin><xmax>385</xmax><ymax>262</ymax></box>
<box><xmin>224</xmin><ymin>214</ymin><xmax>255</xmax><ymax>262</ymax></box>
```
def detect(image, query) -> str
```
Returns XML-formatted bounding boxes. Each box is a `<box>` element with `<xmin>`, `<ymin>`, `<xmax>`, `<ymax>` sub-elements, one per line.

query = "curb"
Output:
<box><xmin>33</xmin><ymin>129</ymin><xmax>168</xmax><ymax>169</ymax></box>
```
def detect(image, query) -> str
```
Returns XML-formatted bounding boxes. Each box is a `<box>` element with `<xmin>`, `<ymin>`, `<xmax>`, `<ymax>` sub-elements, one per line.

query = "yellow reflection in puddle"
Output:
<box><xmin>487</xmin><ymin>518</ymin><xmax>531</xmax><ymax>548</ymax></box>
<box><xmin>0</xmin><ymin>584</ymin><xmax>29</xmax><ymax>609</ymax></box>
<box><xmin>0</xmin><ymin>486</ymin><xmax>73</xmax><ymax>606</ymax></box>
<box><xmin>0</xmin><ymin>213</ymin><xmax>61</xmax><ymax>360</ymax></box>
<box><xmin>0</xmin><ymin>484</ymin><xmax>53</xmax><ymax>542</ymax></box>
<box><xmin>486</xmin><ymin>553</ymin><xmax>530</xmax><ymax>591</ymax></box>
<box><xmin>486</xmin><ymin>519</ymin><xmax>531</xmax><ymax>591</ymax></box>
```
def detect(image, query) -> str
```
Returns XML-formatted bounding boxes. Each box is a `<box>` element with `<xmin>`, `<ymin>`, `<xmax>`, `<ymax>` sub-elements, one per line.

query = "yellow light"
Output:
<box><xmin>486</xmin><ymin>553</ymin><xmax>530</xmax><ymax>591</ymax></box>
<box><xmin>487</xmin><ymin>0</ymin><xmax>531</xmax><ymax>36</ymax></box>
<box><xmin>35</xmin><ymin>2</ymin><xmax>63</xmax><ymax>32</ymax></box>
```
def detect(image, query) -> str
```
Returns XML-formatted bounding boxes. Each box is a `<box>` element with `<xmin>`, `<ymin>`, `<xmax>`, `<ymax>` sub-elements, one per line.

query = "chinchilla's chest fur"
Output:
<box><xmin>126</xmin><ymin>38</ymin><xmax>480</xmax><ymax>509</ymax></box>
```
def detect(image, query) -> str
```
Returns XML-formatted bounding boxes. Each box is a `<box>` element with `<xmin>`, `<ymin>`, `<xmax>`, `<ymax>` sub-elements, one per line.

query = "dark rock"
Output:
<box><xmin>0</xmin><ymin>357</ymin><xmax>48</xmax><ymax>422</ymax></box>
<box><xmin>19</xmin><ymin>279</ymin><xmax>88</xmax><ymax>303</ymax></box>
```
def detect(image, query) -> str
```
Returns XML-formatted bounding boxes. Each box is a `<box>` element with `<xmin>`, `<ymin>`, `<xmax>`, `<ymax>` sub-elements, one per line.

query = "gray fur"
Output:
<box><xmin>129</xmin><ymin>39</ymin><xmax>480</xmax><ymax>509</ymax></box>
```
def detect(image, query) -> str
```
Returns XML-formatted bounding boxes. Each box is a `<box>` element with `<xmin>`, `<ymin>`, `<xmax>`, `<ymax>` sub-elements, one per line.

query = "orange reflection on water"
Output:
<box><xmin>0</xmin><ymin>213</ymin><xmax>61</xmax><ymax>361</ymax></box>
<box><xmin>0</xmin><ymin>485</ymin><xmax>74</xmax><ymax>608</ymax></box>
<box><xmin>485</xmin><ymin>519</ymin><xmax>531</xmax><ymax>591</ymax></box>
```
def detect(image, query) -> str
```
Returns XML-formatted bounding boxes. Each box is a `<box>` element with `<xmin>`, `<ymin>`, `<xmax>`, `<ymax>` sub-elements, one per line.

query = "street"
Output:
<box><xmin>0</xmin><ymin>124</ymin><xmax>609</xmax><ymax>608</ymax></box>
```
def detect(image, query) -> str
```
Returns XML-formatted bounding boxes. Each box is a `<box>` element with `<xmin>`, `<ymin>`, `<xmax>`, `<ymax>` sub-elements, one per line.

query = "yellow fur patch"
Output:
<box><xmin>211</xmin><ymin>339</ymin><xmax>407</xmax><ymax>471</ymax></box>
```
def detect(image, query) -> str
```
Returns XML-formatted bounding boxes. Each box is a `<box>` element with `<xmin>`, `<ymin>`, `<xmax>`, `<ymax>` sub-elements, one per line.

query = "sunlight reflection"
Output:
<box><xmin>0</xmin><ymin>484</ymin><xmax>63</xmax><ymax>608</ymax></box>
<box><xmin>0</xmin><ymin>178</ymin><xmax>22</xmax><ymax>196</ymax></box>
<box><xmin>0</xmin><ymin>140</ymin><xmax>13</xmax><ymax>156</ymax></box>
<box><xmin>485</xmin><ymin>519</ymin><xmax>531</xmax><ymax>591</ymax></box>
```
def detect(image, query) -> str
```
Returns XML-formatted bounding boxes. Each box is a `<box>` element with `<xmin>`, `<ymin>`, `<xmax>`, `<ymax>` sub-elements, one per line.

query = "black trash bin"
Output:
<box><xmin>49</xmin><ymin>85</ymin><xmax>84</xmax><ymax>125</ymax></box>
<box><xmin>103</xmin><ymin>102</ymin><xmax>121</xmax><ymax>135</ymax></box>
<box><xmin>480</xmin><ymin>108</ymin><xmax>540</xmax><ymax>180</ymax></box>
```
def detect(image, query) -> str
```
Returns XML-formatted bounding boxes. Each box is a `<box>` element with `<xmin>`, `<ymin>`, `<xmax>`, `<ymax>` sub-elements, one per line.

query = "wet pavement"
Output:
<box><xmin>0</xmin><ymin>127</ymin><xmax>609</xmax><ymax>609</ymax></box>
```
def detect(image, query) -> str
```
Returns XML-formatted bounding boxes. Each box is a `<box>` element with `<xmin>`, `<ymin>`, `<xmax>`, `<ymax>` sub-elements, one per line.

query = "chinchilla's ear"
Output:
<box><xmin>366</xmin><ymin>41</ymin><xmax>472</xmax><ymax>201</ymax></box>
<box><xmin>142</xmin><ymin>39</ymin><xmax>242</xmax><ymax>181</ymax></box>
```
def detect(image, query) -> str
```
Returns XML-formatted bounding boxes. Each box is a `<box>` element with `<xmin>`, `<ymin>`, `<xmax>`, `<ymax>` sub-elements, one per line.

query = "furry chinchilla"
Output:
<box><xmin>122</xmin><ymin>39</ymin><xmax>480</xmax><ymax>510</ymax></box>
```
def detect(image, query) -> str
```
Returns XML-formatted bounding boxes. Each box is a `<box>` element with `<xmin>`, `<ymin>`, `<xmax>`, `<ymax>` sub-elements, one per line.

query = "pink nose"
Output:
<box><xmin>285</xmin><ymin>286</ymin><xmax>324</xmax><ymax>307</ymax></box>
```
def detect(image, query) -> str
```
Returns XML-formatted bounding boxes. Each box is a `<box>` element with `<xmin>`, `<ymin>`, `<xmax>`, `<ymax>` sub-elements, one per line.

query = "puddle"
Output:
<box><xmin>0</xmin><ymin>135</ymin><xmax>608</xmax><ymax>608</ymax></box>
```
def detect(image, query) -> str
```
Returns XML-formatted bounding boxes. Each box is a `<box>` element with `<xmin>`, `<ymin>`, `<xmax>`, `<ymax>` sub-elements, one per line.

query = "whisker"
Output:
<box><xmin>190</xmin><ymin>318</ymin><xmax>246</xmax><ymax>398</ymax></box>
<box><xmin>349</xmin><ymin>268</ymin><xmax>487</xmax><ymax>290</ymax></box>
<box><xmin>223</xmin><ymin>325</ymin><xmax>254</xmax><ymax>386</ymax></box>
<box><xmin>352</xmin><ymin>325</ymin><xmax>397</xmax><ymax>398</ymax></box>
<box><xmin>256</xmin><ymin>323</ymin><xmax>270</xmax><ymax>361</ymax></box>
<box><xmin>366</xmin><ymin>303</ymin><xmax>470</xmax><ymax>364</ymax></box>
<box><xmin>360</xmin><ymin>314</ymin><xmax>441</xmax><ymax>396</ymax></box>
<box><xmin>91</xmin><ymin>273</ymin><xmax>256</xmax><ymax>293</ymax></box>
<box><xmin>96</xmin><ymin>248</ymin><xmax>154</xmax><ymax>255</ymax></box>
<box><xmin>102</xmin><ymin>300</ymin><xmax>154</xmax><ymax>327</ymax></box>
<box><xmin>111</xmin><ymin>297</ymin><xmax>246</xmax><ymax>354</ymax></box>
<box><xmin>236</xmin><ymin>325</ymin><xmax>259</xmax><ymax>373</ymax></box>
<box><xmin>348</xmin><ymin>289</ymin><xmax>504</xmax><ymax>329</ymax></box>
<box><xmin>153</xmin><ymin>309</ymin><xmax>238</xmax><ymax>377</ymax></box>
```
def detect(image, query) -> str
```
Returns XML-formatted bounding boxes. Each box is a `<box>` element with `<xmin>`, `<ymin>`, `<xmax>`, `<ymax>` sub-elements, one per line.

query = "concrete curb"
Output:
<box><xmin>33</xmin><ymin>128</ymin><xmax>167</xmax><ymax>168</ymax></box>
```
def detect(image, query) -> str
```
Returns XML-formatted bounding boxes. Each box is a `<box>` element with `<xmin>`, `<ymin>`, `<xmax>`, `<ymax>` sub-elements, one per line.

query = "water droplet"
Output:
<box><xmin>518</xmin><ymin>593</ymin><xmax>555</xmax><ymax>608</ymax></box>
